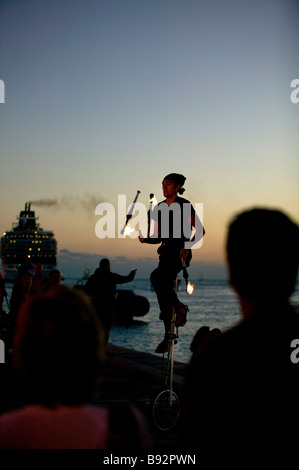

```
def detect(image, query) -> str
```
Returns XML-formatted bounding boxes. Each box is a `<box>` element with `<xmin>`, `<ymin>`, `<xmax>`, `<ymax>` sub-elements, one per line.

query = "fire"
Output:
<box><xmin>186</xmin><ymin>281</ymin><xmax>194</xmax><ymax>295</ymax></box>
<box><xmin>149</xmin><ymin>195</ymin><xmax>158</xmax><ymax>206</ymax></box>
<box><xmin>123</xmin><ymin>225</ymin><xmax>134</xmax><ymax>236</ymax></box>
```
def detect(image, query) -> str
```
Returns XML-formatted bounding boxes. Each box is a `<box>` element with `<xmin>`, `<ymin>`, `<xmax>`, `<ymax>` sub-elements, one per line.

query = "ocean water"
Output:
<box><xmin>109</xmin><ymin>278</ymin><xmax>299</xmax><ymax>364</ymax></box>
<box><xmin>4</xmin><ymin>278</ymin><xmax>299</xmax><ymax>365</ymax></box>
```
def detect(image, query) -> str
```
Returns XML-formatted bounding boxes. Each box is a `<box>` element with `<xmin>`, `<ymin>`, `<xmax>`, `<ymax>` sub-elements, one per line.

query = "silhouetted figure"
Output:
<box><xmin>189</xmin><ymin>326</ymin><xmax>221</xmax><ymax>356</ymax></box>
<box><xmin>84</xmin><ymin>259</ymin><xmax>137</xmax><ymax>347</ymax></box>
<box><xmin>0</xmin><ymin>274</ymin><xmax>7</xmax><ymax>317</ymax></box>
<box><xmin>0</xmin><ymin>287</ymin><xmax>150</xmax><ymax>449</ymax></box>
<box><xmin>48</xmin><ymin>269</ymin><xmax>62</xmax><ymax>289</ymax></box>
<box><xmin>9</xmin><ymin>271</ymin><xmax>33</xmax><ymax>339</ymax></box>
<box><xmin>31</xmin><ymin>263</ymin><xmax>49</xmax><ymax>295</ymax></box>
<box><xmin>178</xmin><ymin>208</ymin><xmax>299</xmax><ymax>465</ymax></box>
<box><xmin>139</xmin><ymin>173</ymin><xmax>205</xmax><ymax>353</ymax></box>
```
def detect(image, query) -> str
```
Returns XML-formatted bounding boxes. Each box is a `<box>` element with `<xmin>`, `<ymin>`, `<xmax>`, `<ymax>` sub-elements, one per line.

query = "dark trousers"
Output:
<box><xmin>150</xmin><ymin>257</ymin><xmax>182</xmax><ymax>326</ymax></box>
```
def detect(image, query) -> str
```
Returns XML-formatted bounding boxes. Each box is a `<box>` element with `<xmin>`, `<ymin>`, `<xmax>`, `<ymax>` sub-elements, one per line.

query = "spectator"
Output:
<box><xmin>85</xmin><ymin>258</ymin><xmax>137</xmax><ymax>347</ymax></box>
<box><xmin>178</xmin><ymin>208</ymin><xmax>299</xmax><ymax>464</ymax></box>
<box><xmin>189</xmin><ymin>325</ymin><xmax>221</xmax><ymax>356</ymax></box>
<box><xmin>31</xmin><ymin>263</ymin><xmax>49</xmax><ymax>295</ymax></box>
<box><xmin>48</xmin><ymin>269</ymin><xmax>62</xmax><ymax>289</ymax></box>
<box><xmin>0</xmin><ymin>287</ymin><xmax>150</xmax><ymax>449</ymax></box>
<box><xmin>9</xmin><ymin>271</ymin><xmax>33</xmax><ymax>338</ymax></box>
<box><xmin>0</xmin><ymin>274</ymin><xmax>7</xmax><ymax>317</ymax></box>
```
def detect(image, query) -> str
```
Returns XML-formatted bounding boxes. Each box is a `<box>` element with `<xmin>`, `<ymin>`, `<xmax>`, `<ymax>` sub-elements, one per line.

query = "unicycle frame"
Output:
<box><xmin>151</xmin><ymin>276</ymin><xmax>180</xmax><ymax>432</ymax></box>
<box><xmin>163</xmin><ymin>275</ymin><xmax>178</xmax><ymax>403</ymax></box>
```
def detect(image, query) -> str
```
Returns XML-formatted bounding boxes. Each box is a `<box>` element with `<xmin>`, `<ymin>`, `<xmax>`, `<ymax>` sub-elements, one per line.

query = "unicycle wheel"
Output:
<box><xmin>151</xmin><ymin>389</ymin><xmax>180</xmax><ymax>432</ymax></box>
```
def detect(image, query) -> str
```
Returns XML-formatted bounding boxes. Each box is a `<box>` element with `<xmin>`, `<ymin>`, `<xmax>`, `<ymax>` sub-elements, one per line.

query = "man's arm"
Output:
<box><xmin>139</xmin><ymin>216</ymin><xmax>161</xmax><ymax>244</ymax></box>
<box><xmin>116</xmin><ymin>269</ymin><xmax>137</xmax><ymax>285</ymax></box>
<box><xmin>183</xmin><ymin>206</ymin><xmax>205</xmax><ymax>250</ymax></box>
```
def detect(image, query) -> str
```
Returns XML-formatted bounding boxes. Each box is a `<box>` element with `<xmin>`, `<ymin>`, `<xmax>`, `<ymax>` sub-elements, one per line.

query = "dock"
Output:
<box><xmin>0</xmin><ymin>342</ymin><xmax>189</xmax><ymax>449</ymax></box>
<box><xmin>100</xmin><ymin>343</ymin><xmax>187</xmax><ymax>402</ymax></box>
<box><xmin>96</xmin><ymin>344</ymin><xmax>188</xmax><ymax>448</ymax></box>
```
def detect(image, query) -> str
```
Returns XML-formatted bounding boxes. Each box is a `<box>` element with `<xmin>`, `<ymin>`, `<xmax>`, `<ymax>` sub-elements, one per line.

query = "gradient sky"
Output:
<box><xmin>0</xmin><ymin>0</ymin><xmax>298</xmax><ymax>279</ymax></box>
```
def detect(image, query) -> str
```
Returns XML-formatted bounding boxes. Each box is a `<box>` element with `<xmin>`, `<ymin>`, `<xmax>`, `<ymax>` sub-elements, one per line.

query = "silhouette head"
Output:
<box><xmin>99</xmin><ymin>258</ymin><xmax>110</xmax><ymax>271</ymax></box>
<box><xmin>163</xmin><ymin>173</ymin><xmax>186</xmax><ymax>195</ymax></box>
<box><xmin>13</xmin><ymin>287</ymin><xmax>104</xmax><ymax>406</ymax></box>
<box><xmin>34</xmin><ymin>263</ymin><xmax>44</xmax><ymax>275</ymax></box>
<box><xmin>48</xmin><ymin>269</ymin><xmax>61</xmax><ymax>286</ymax></box>
<box><xmin>20</xmin><ymin>271</ymin><xmax>32</xmax><ymax>290</ymax></box>
<box><xmin>190</xmin><ymin>326</ymin><xmax>221</xmax><ymax>352</ymax></box>
<box><xmin>226</xmin><ymin>208</ymin><xmax>299</xmax><ymax>302</ymax></box>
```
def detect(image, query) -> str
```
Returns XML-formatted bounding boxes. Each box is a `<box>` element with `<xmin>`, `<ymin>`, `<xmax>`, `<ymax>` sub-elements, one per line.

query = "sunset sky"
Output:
<box><xmin>0</xmin><ymin>0</ymin><xmax>298</xmax><ymax>279</ymax></box>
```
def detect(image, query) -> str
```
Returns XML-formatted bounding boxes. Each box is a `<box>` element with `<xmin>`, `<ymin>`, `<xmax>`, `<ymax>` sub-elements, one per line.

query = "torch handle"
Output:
<box><xmin>121</xmin><ymin>190</ymin><xmax>141</xmax><ymax>234</ymax></box>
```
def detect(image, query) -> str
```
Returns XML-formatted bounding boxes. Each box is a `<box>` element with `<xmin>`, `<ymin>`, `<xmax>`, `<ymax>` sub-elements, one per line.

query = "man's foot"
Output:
<box><xmin>155</xmin><ymin>337</ymin><xmax>169</xmax><ymax>354</ymax></box>
<box><xmin>175</xmin><ymin>302</ymin><xmax>189</xmax><ymax>327</ymax></box>
<box><xmin>155</xmin><ymin>335</ymin><xmax>178</xmax><ymax>353</ymax></box>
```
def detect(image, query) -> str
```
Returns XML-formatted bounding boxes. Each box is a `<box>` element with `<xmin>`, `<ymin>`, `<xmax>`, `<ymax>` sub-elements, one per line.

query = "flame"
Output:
<box><xmin>123</xmin><ymin>225</ymin><xmax>134</xmax><ymax>236</ymax></box>
<box><xmin>186</xmin><ymin>281</ymin><xmax>194</xmax><ymax>295</ymax></box>
<box><xmin>149</xmin><ymin>195</ymin><xmax>158</xmax><ymax>206</ymax></box>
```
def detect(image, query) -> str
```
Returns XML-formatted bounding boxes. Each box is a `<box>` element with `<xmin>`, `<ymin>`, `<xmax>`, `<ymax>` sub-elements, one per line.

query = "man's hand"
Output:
<box><xmin>180</xmin><ymin>248</ymin><xmax>189</xmax><ymax>261</ymax></box>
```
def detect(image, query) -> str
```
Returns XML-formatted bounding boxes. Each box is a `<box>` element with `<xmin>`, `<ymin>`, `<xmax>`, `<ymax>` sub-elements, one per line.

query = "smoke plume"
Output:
<box><xmin>29</xmin><ymin>194</ymin><xmax>103</xmax><ymax>213</ymax></box>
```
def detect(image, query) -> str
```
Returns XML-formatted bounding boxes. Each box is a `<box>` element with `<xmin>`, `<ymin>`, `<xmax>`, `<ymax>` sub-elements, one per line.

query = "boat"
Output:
<box><xmin>114</xmin><ymin>288</ymin><xmax>150</xmax><ymax>325</ymax></box>
<box><xmin>76</xmin><ymin>266</ymin><xmax>91</xmax><ymax>286</ymax></box>
<box><xmin>0</xmin><ymin>202</ymin><xmax>57</xmax><ymax>282</ymax></box>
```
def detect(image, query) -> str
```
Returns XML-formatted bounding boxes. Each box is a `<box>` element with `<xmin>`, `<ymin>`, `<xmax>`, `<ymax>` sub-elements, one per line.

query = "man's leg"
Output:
<box><xmin>150</xmin><ymin>263</ymin><xmax>179</xmax><ymax>352</ymax></box>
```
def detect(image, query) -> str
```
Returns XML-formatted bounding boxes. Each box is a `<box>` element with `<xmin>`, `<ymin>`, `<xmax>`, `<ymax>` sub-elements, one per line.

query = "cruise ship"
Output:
<box><xmin>1</xmin><ymin>203</ymin><xmax>57</xmax><ymax>282</ymax></box>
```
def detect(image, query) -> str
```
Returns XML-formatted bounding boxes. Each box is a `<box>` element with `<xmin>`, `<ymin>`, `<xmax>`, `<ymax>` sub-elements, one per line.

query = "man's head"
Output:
<box><xmin>226</xmin><ymin>208</ymin><xmax>299</xmax><ymax>303</ymax></box>
<box><xmin>49</xmin><ymin>269</ymin><xmax>61</xmax><ymax>287</ymax></box>
<box><xmin>21</xmin><ymin>272</ymin><xmax>32</xmax><ymax>290</ymax></box>
<box><xmin>162</xmin><ymin>173</ymin><xmax>186</xmax><ymax>198</ymax></box>
<box><xmin>99</xmin><ymin>258</ymin><xmax>110</xmax><ymax>270</ymax></box>
<box><xmin>13</xmin><ymin>287</ymin><xmax>104</xmax><ymax>406</ymax></box>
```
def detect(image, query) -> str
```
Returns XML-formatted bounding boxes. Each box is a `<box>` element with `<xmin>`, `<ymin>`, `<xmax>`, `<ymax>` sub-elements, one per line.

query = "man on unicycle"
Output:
<box><xmin>139</xmin><ymin>173</ymin><xmax>204</xmax><ymax>353</ymax></box>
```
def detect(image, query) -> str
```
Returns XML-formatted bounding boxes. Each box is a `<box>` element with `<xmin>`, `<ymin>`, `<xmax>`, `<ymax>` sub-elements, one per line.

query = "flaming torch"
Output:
<box><xmin>123</xmin><ymin>225</ymin><xmax>134</xmax><ymax>236</ymax></box>
<box><xmin>186</xmin><ymin>281</ymin><xmax>194</xmax><ymax>295</ymax></box>
<box><xmin>182</xmin><ymin>258</ymin><xmax>194</xmax><ymax>295</ymax></box>
<box><xmin>121</xmin><ymin>190</ymin><xmax>141</xmax><ymax>235</ymax></box>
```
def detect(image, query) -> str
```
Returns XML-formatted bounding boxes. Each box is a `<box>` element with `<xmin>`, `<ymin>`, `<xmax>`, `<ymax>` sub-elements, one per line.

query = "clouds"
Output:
<box><xmin>57</xmin><ymin>248</ymin><xmax>157</xmax><ymax>279</ymax></box>
<box><xmin>57</xmin><ymin>248</ymin><xmax>226</xmax><ymax>280</ymax></box>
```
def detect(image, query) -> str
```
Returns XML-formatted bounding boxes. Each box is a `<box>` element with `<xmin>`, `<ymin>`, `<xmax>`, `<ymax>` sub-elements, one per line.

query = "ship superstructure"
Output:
<box><xmin>1</xmin><ymin>202</ymin><xmax>57</xmax><ymax>281</ymax></box>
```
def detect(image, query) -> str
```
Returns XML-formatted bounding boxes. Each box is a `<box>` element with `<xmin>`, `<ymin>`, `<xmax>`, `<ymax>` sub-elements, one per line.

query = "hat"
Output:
<box><xmin>163</xmin><ymin>173</ymin><xmax>186</xmax><ymax>187</ymax></box>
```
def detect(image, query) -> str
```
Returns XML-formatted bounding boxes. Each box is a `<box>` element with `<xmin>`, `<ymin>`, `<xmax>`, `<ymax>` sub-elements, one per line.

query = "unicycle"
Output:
<box><xmin>151</xmin><ymin>277</ymin><xmax>181</xmax><ymax>432</ymax></box>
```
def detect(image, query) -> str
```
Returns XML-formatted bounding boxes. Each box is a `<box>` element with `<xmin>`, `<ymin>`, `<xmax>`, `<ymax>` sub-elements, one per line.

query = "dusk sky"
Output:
<box><xmin>0</xmin><ymin>0</ymin><xmax>298</xmax><ymax>279</ymax></box>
